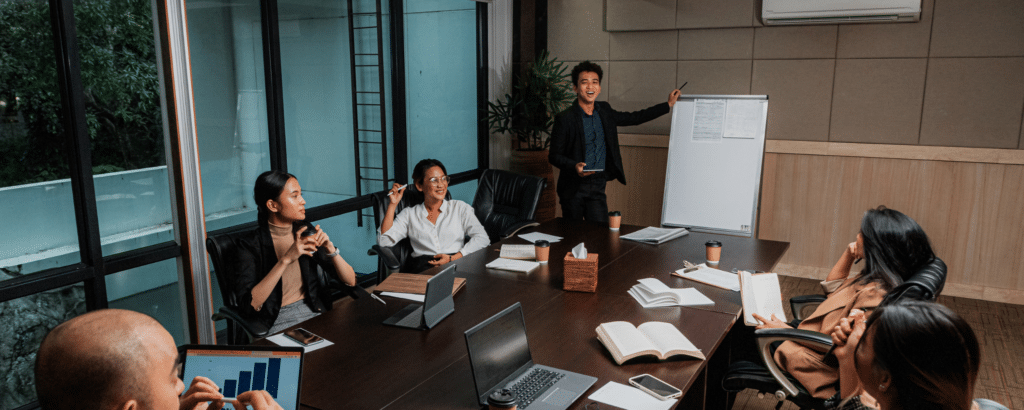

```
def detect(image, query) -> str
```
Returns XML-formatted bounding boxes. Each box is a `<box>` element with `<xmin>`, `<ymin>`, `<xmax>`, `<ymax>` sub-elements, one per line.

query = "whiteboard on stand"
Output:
<box><xmin>660</xmin><ymin>95</ymin><xmax>768</xmax><ymax>237</ymax></box>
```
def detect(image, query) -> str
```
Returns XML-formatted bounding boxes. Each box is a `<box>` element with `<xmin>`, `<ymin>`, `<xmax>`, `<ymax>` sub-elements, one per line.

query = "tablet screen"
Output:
<box><xmin>181</xmin><ymin>346</ymin><xmax>303</xmax><ymax>410</ymax></box>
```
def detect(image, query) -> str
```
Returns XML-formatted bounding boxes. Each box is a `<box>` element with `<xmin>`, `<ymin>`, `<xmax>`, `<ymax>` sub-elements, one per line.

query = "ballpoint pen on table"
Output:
<box><xmin>370</xmin><ymin>293</ymin><xmax>386</xmax><ymax>305</ymax></box>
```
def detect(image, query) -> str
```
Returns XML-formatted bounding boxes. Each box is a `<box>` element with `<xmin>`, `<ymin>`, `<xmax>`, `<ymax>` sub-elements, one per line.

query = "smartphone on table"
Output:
<box><xmin>283</xmin><ymin>328</ymin><xmax>324</xmax><ymax>346</ymax></box>
<box><xmin>629</xmin><ymin>374</ymin><xmax>682</xmax><ymax>400</ymax></box>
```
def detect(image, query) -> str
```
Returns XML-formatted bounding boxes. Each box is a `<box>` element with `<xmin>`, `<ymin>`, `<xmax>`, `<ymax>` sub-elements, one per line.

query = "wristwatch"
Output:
<box><xmin>325</xmin><ymin>247</ymin><xmax>340</xmax><ymax>258</ymax></box>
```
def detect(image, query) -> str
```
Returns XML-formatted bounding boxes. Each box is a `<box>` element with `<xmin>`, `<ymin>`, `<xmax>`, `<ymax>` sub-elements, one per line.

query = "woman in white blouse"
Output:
<box><xmin>377</xmin><ymin>159</ymin><xmax>489</xmax><ymax>273</ymax></box>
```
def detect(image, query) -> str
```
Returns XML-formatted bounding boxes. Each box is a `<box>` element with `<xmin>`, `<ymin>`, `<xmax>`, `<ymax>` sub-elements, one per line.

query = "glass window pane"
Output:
<box><xmin>280</xmin><ymin>0</ymin><xmax>395</xmax><ymax>207</ymax></box>
<box><xmin>71</xmin><ymin>0</ymin><xmax>176</xmax><ymax>257</ymax></box>
<box><xmin>0</xmin><ymin>0</ymin><xmax>83</xmax><ymax>277</ymax></box>
<box><xmin>106</xmin><ymin>259</ymin><xmax>187</xmax><ymax>345</ymax></box>
<box><xmin>0</xmin><ymin>283</ymin><xmax>87</xmax><ymax>409</ymax></box>
<box><xmin>189</xmin><ymin>0</ymin><xmax>270</xmax><ymax>233</ymax></box>
<box><xmin>404</xmin><ymin>1</ymin><xmax>477</xmax><ymax>176</ymax></box>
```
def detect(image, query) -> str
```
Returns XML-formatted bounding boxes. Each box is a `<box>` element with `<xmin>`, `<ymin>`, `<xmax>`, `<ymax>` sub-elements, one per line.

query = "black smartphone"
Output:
<box><xmin>283</xmin><ymin>328</ymin><xmax>323</xmax><ymax>346</ymax></box>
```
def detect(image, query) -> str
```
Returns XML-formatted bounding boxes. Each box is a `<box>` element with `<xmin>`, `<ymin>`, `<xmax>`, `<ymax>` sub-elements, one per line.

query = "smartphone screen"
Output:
<box><xmin>630</xmin><ymin>374</ymin><xmax>681</xmax><ymax>398</ymax></box>
<box><xmin>283</xmin><ymin>328</ymin><xmax>323</xmax><ymax>346</ymax></box>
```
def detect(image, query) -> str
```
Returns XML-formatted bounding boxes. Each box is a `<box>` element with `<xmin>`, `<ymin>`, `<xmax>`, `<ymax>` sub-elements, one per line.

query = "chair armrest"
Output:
<box><xmin>753</xmin><ymin>328</ymin><xmax>833</xmax><ymax>399</ymax></box>
<box><xmin>370</xmin><ymin>244</ymin><xmax>402</xmax><ymax>271</ymax></box>
<box><xmin>790</xmin><ymin>294</ymin><xmax>827</xmax><ymax>321</ymax></box>
<box><xmin>211</xmin><ymin>306</ymin><xmax>269</xmax><ymax>342</ymax></box>
<box><xmin>500</xmin><ymin>221</ymin><xmax>540</xmax><ymax>239</ymax></box>
<box><xmin>326</xmin><ymin>276</ymin><xmax>371</xmax><ymax>300</ymax></box>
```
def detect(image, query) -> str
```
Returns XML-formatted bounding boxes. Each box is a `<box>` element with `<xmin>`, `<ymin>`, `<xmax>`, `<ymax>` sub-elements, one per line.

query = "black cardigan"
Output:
<box><xmin>230</xmin><ymin>226</ymin><xmax>336</xmax><ymax>329</ymax></box>
<box><xmin>548</xmin><ymin>101</ymin><xmax>670</xmax><ymax>200</ymax></box>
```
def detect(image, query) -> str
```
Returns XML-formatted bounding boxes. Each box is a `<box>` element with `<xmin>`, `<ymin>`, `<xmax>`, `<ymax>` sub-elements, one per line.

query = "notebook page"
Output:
<box><xmin>636</xmin><ymin>322</ymin><xmax>698</xmax><ymax>356</ymax></box>
<box><xmin>499</xmin><ymin>244</ymin><xmax>535</xmax><ymax>260</ymax></box>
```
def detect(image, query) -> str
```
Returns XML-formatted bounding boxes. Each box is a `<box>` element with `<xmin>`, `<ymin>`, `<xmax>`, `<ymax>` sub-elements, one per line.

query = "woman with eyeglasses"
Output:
<box><xmin>828</xmin><ymin>300</ymin><xmax>981</xmax><ymax>410</ymax></box>
<box><xmin>378</xmin><ymin>159</ymin><xmax>489</xmax><ymax>273</ymax></box>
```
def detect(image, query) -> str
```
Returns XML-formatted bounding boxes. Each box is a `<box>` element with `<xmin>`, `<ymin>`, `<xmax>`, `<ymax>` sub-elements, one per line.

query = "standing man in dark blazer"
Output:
<box><xmin>549</xmin><ymin>61</ymin><xmax>681</xmax><ymax>223</ymax></box>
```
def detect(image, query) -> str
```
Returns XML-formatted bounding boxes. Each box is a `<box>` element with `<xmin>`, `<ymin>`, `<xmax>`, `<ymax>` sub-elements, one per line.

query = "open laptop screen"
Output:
<box><xmin>181</xmin><ymin>345</ymin><xmax>303</xmax><ymax>410</ymax></box>
<box><xmin>465</xmin><ymin>302</ymin><xmax>534</xmax><ymax>404</ymax></box>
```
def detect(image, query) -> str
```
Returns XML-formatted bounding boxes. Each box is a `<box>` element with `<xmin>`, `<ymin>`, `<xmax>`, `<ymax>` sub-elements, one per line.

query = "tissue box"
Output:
<box><xmin>563</xmin><ymin>252</ymin><xmax>598</xmax><ymax>292</ymax></box>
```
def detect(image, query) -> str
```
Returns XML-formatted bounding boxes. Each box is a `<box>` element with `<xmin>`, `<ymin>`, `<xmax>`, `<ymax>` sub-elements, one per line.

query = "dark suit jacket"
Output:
<box><xmin>548</xmin><ymin>101</ymin><xmax>670</xmax><ymax>201</ymax></box>
<box><xmin>230</xmin><ymin>226</ymin><xmax>337</xmax><ymax>329</ymax></box>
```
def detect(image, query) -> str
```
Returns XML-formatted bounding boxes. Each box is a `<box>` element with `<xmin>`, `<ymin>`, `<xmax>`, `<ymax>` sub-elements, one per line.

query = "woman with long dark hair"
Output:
<box><xmin>233</xmin><ymin>170</ymin><xmax>357</xmax><ymax>334</ymax></box>
<box><xmin>378</xmin><ymin>159</ymin><xmax>489</xmax><ymax>273</ymax></box>
<box><xmin>829</xmin><ymin>300</ymin><xmax>980</xmax><ymax>410</ymax></box>
<box><xmin>752</xmin><ymin>206</ymin><xmax>937</xmax><ymax>399</ymax></box>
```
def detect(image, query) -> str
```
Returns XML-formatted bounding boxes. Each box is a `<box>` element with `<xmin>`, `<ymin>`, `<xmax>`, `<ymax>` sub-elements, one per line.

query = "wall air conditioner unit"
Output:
<box><xmin>762</xmin><ymin>0</ymin><xmax>921</xmax><ymax>26</ymax></box>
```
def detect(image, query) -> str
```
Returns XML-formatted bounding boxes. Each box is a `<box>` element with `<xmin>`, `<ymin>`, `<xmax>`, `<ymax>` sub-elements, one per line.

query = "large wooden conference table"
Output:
<box><xmin>279</xmin><ymin>219</ymin><xmax>789</xmax><ymax>409</ymax></box>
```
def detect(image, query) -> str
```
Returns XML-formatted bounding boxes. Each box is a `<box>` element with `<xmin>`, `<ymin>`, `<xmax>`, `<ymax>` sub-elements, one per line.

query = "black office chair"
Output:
<box><xmin>471</xmin><ymin>169</ymin><xmax>545</xmax><ymax>244</ymax></box>
<box><xmin>721</xmin><ymin>257</ymin><xmax>948</xmax><ymax>409</ymax></box>
<box><xmin>207</xmin><ymin>230</ymin><xmax>368</xmax><ymax>344</ymax></box>
<box><xmin>367</xmin><ymin>184</ymin><xmax>451</xmax><ymax>283</ymax></box>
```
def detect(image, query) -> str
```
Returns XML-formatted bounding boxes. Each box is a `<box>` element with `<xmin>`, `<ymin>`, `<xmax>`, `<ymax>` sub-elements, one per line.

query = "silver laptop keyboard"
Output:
<box><xmin>508</xmin><ymin>368</ymin><xmax>564</xmax><ymax>408</ymax></box>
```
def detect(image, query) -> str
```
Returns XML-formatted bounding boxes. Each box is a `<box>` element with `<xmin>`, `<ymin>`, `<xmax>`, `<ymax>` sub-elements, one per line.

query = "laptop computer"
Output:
<box><xmin>465</xmin><ymin>302</ymin><xmax>597</xmax><ymax>409</ymax></box>
<box><xmin>382</xmin><ymin>265</ymin><xmax>456</xmax><ymax>329</ymax></box>
<box><xmin>179</xmin><ymin>344</ymin><xmax>304</xmax><ymax>410</ymax></box>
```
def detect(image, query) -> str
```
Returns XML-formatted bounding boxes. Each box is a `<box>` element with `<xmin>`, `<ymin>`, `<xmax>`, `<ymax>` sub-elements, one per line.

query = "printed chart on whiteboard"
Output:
<box><xmin>661</xmin><ymin>95</ymin><xmax>768</xmax><ymax>237</ymax></box>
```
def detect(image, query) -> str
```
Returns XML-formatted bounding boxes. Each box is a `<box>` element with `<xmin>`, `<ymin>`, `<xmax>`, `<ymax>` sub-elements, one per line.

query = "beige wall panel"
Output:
<box><xmin>605</xmin><ymin>0</ymin><xmax>676</xmax><ymax>31</ymax></box>
<box><xmin>607</xmin><ymin>61</ymin><xmax>678</xmax><ymax>135</ymax></box>
<box><xmin>676</xmin><ymin>60</ymin><xmax>752</xmax><ymax>95</ymax></box>
<box><xmin>610</xmin><ymin>31</ymin><xmax>678</xmax><ymax>61</ymax></box>
<box><xmin>677</xmin><ymin>28</ymin><xmax>754</xmax><ymax>60</ymax></box>
<box><xmin>920</xmin><ymin>58</ymin><xmax>1024</xmax><ymax>148</ymax></box>
<box><xmin>548</xmin><ymin>0</ymin><xmax>608</xmax><ymax>61</ymax></box>
<box><xmin>836</xmin><ymin>0</ymin><xmax>934</xmax><ymax>58</ymax></box>
<box><xmin>605</xmin><ymin>146</ymin><xmax>669</xmax><ymax>227</ymax></box>
<box><xmin>676</xmin><ymin>0</ymin><xmax>756</xmax><ymax>29</ymax></box>
<box><xmin>753</xmin><ymin>26</ymin><xmax>838</xmax><ymax>59</ymax></box>
<box><xmin>830</xmin><ymin>59</ymin><xmax>927</xmax><ymax>145</ymax></box>
<box><xmin>758</xmin><ymin>153</ymin><xmax>1024</xmax><ymax>294</ymax></box>
<box><xmin>752</xmin><ymin>59</ymin><xmax>835</xmax><ymax>141</ymax></box>
<box><xmin>929</xmin><ymin>0</ymin><xmax>1024</xmax><ymax>57</ymax></box>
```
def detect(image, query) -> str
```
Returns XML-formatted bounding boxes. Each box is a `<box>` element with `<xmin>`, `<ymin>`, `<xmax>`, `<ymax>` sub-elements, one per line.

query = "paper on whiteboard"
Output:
<box><xmin>724</xmin><ymin>99</ymin><xmax>763</xmax><ymax>139</ymax></box>
<box><xmin>692</xmin><ymin>99</ymin><xmax>726</xmax><ymax>143</ymax></box>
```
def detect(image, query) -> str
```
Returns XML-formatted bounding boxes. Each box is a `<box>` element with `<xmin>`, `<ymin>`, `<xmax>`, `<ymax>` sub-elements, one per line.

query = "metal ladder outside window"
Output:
<box><xmin>348</xmin><ymin>0</ymin><xmax>389</xmax><ymax>227</ymax></box>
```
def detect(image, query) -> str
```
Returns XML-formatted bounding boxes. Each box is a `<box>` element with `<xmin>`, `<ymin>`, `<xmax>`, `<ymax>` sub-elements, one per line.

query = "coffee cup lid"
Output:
<box><xmin>487</xmin><ymin>389</ymin><xmax>517</xmax><ymax>406</ymax></box>
<box><xmin>535</xmin><ymin>240</ymin><xmax>550</xmax><ymax>247</ymax></box>
<box><xmin>608</xmin><ymin>211</ymin><xmax>621</xmax><ymax>216</ymax></box>
<box><xmin>705</xmin><ymin>240</ymin><xmax>722</xmax><ymax>247</ymax></box>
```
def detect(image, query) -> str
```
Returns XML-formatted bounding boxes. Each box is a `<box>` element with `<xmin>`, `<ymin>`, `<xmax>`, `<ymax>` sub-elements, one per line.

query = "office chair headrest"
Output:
<box><xmin>881</xmin><ymin>257</ymin><xmax>946</xmax><ymax>306</ymax></box>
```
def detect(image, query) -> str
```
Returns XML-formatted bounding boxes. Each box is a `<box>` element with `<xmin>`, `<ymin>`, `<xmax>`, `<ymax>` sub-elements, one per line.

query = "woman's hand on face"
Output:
<box><xmin>388</xmin><ymin>183</ymin><xmax>405</xmax><ymax>205</ymax></box>
<box><xmin>833</xmin><ymin>310</ymin><xmax>867</xmax><ymax>363</ymax></box>
<box><xmin>846</xmin><ymin>241</ymin><xmax>863</xmax><ymax>260</ymax></box>
<box><xmin>753</xmin><ymin>313</ymin><xmax>792</xmax><ymax>330</ymax></box>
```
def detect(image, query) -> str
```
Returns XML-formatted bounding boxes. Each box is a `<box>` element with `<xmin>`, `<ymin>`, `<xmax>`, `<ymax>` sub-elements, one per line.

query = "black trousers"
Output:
<box><xmin>560</xmin><ymin>173</ymin><xmax>609</xmax><ymax>223</ymax></box>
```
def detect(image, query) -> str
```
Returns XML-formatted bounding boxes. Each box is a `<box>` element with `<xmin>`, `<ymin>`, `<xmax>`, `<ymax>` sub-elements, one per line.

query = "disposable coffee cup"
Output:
<box><xmin>706</xmin><ymin>240</ymin><xmax>722</xmax><ymax>267</ymax></box>
<box><xmin>535</xmin><ymin>240</ymin><xmax>550</xmax><ymax>264</ymax></box>
<box><xmin>487</xmin><ymin>388</ymin><xmax>517</xmax><ymax>410</ymax></box>
<box><xmin>608</xmin><ymin>211</ymin><xmax>622</xmax><ymax>231</ymax></box>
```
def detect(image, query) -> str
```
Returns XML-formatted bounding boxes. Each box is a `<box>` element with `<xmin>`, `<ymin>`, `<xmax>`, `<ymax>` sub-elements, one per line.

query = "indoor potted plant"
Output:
<box><xmin>487</xmin><ymin>50</ymin><xmax>575</xmax><ymax>221</ymax></box>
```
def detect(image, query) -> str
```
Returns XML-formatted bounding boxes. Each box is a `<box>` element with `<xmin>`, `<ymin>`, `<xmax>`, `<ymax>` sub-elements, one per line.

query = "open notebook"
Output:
<box><xmin>739</xmin><ymin>271</ymin><xmax>786</xmax><ymax>326</ymax></box>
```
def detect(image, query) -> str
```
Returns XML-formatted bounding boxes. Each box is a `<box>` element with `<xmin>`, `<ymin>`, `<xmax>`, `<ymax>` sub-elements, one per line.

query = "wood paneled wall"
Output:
<box><xmin>589</xmin><ymin>135</ymin><xmax>1024</xmax><ymax>304</ymax></box>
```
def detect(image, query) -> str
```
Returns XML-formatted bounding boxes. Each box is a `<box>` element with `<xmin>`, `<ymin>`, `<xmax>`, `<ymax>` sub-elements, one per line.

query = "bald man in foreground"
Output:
<box><xmin>35</xmin><ymin>309</ymin><xmax>283</xmax><ymax>410</ymax></box>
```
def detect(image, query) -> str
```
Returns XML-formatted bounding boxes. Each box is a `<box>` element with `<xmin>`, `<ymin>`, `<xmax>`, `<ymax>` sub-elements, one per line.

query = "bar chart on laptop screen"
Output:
<box><xmin>183</xmin><ymin>350</ymin><xmax>301</xmax><ymax>410</ymax></box>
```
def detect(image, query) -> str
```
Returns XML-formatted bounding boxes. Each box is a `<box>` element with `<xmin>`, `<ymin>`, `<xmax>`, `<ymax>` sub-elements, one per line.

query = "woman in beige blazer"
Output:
<box><xmin>752</xmin><ymin>206</ymin><xmax>937</xmax><ymax>399</ymax></box>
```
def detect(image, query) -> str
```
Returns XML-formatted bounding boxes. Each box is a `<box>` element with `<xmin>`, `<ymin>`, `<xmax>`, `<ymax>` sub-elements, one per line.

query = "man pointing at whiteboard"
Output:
<box><xmin>549</xmin><ymin>61</ymin><xmax>682</xmax><ymax>223</ymax></box>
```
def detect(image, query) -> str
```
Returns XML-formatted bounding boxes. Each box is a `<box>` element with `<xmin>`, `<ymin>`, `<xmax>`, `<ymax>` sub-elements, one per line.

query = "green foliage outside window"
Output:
<box><xmin>0</xmin><ymin>0</ymin><xmax>163</xmax><ymax>188</ymax></box>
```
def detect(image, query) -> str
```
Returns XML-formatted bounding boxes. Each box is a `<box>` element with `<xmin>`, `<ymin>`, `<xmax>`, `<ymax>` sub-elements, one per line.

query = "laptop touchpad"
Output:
<box><xmin>541</xmin><ymin>388</ymin><xmax>577</xmax><ymax>405</ymax></box>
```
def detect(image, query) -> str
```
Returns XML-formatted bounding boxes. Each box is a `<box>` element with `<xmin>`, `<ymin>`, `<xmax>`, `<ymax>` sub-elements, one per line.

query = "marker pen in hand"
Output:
<box><xmin>388</xmin><ymin>184</ymin><xmax>407</xmax><ymax>196</ymax></box>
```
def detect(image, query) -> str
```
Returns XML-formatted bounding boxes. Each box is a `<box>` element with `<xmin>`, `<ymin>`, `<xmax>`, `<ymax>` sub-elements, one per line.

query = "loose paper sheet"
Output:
<box><xmin>587</xmin><ymin>381</ymin><xmax>677</xmax><ymax>410</ymax></box>
<box><xmin>266</xmin><ymin>334</ymin><xmax>335</xmax><ymax>353</ymax></box>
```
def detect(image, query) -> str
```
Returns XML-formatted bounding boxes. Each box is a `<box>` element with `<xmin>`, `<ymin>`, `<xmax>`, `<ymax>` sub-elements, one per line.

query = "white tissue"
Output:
<box><xmin>572</xmin><ymin>243</ymin><xmax>588</xmax><ymax>259</ymax></box>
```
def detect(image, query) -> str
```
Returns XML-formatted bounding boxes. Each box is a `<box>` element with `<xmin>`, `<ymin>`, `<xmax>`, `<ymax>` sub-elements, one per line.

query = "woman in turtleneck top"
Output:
<box><xmin>232</xmin><ymin>170</ymin><xmax>357</xmax><ymax>334</ymax></box>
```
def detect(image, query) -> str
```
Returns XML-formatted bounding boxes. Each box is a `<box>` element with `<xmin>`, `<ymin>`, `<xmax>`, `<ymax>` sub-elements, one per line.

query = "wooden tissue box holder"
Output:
<box><xmin>563</xmin><ymin>252</ymin><xmax>598</xmax><ymax>292</ymax></box>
